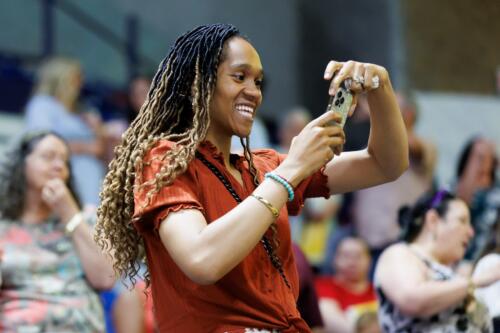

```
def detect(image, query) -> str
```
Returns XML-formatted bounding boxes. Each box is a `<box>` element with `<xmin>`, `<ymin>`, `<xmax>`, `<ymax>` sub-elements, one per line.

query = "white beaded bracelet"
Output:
<box><xmin>65</xmin><ymin>212</ymin><xmax>84</xmax><ymax>236</ymax></box>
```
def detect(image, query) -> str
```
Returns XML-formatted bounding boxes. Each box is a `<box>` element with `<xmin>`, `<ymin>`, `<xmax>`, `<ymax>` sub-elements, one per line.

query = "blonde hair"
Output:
<box><xmin>34</xmin><ymin>57</ymin><xmax>81</xmax><ymax>109</ymax></box>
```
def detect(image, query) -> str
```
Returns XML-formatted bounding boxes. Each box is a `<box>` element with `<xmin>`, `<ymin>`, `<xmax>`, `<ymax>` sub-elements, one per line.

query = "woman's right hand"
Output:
<box><xmin>276</xmin><ymin>111</ymin><xmax>345</xmax><ymax>187</ymax></box>
<box><xmin>41</xmin><ymin>178</ymin><xmax>80</xmax><ymax>224</ymax></box>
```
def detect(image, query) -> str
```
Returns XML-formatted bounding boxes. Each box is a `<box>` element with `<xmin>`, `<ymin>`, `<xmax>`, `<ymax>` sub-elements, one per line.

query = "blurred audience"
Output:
<box><xmin>351</xmin><ymin>91</ymin><xmax>436</xmax><ymax>276</ymax></box>
<box><xmin>375</xmin><ymin>190</ymin><xmax>500</xmax><ymax>332</ymax></box>
<box><xmin>277</xmin><ymin>106</ymin><xmax>312</xmax><ymax>153</ymax></box>
<box><xmin>0</xmin><ymin>130</ymin><xmax>114</xmax><ymax>331</ymax></box>
<box><xmin>315</xmin><ymin>237</ymin><xmax>377</xmax><ymax>333</ymax></box>
<box><xmin>474</xmin><ymin>221</ymin><xmax>500</xmax><ymax>332</ymax></box>
<box><xmin>104</xmin><ymin>75</ymin><xmax>152</xmax><ymax>164</ymax></box>
<box><xmin>455</xmin><ymin>137</ymin><xmax>499</xmax><ymax>261</ymax></box>
<box><xmin>24</xmin><ymin>57</ymin><xmax>106</xmax><ymax>208</ymax></box>
<box><xmin>100</xmin><ymin>74</ymin><xmax>158</xmax><ymax>333</ymax></box>
<box><xmin>300</xmin><ymin>196</ymin><xmax>343</xmax><ymax>268</ymax></box>
<box><xmin>126</xmin><ymin>75</ymin><xmax>151</xmax><ymax>123</ymax></box>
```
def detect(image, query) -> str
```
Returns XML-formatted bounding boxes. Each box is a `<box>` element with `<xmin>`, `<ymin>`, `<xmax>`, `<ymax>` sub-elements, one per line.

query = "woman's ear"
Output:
<box><xmin>424</xmin><ymin>209</ymin><xmax>440</xmax><ymax>236</ymax></box>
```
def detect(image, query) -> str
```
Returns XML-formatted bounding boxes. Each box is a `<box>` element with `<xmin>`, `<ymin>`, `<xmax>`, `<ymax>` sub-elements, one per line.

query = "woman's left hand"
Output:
<box><xmin>323</xmin><ymin>60</ymin><xmax>389</xmax><ymax>115</ymax></box>
<box><xmin>41</xmin><ymin>178</ymin><xmax>80</xmax><ymax>224</ymax></box>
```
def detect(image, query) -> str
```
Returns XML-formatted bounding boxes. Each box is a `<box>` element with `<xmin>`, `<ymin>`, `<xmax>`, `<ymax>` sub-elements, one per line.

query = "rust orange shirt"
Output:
<box><xmin>133</xmin><ymin>141</ymin><xmax>330</xmax><ymax>333</ymax></box>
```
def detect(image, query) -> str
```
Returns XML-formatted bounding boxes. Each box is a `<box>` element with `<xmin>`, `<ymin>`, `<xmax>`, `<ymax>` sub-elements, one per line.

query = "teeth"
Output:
<box><xmin>235</xmin><ymin>105</ymin><xmax>254</xmax><ymax>114</ymax></box>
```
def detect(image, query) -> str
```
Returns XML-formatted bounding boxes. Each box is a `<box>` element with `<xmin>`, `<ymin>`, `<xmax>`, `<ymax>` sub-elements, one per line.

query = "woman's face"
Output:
<box><xmin>467</xmin><ymin>139</ymin><xmax>496</xmax><ymax>189</ymax></box>
<box><xmin>208</xmin><ymin>37</ymin><xmax>263</xmax><ymax>140</ymax></box>
<box><xmin>334</xmin><ymin>238</ymin><xmax>371</xmax><ymax>282</ymax></box>
<box><xmin>435</xmin><ymin>200</ymin><xmax>474</xmax><ymax>265</ymax></box>
<box><xmin>24</xmin><ymin>135</ymin><xmax>70</xmax><ymax>191</ymax></box>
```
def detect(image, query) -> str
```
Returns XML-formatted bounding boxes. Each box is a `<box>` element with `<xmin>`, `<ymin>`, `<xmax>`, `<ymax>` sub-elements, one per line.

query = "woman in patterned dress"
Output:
<box><xmin>375</xmin><ymin>190</ymin><xmax>500</xmax><ymax>332</ymax></box>
<box><xmin>0</xmin><ymin>131</ymin><xmax>115</xmax><ymax>332</ymax></box>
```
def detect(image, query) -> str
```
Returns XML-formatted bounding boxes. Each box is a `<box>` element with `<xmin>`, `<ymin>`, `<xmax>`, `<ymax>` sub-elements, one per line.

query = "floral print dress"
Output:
<box><xmin>0</xmin><ymin>217</ymin><xmax>105</xmax><ymax>332</ymax></box>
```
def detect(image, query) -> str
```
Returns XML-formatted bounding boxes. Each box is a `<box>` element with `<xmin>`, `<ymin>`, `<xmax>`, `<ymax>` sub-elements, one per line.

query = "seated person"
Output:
<box><xmin>315</xmin><ymin>236</ymin><xmax>377</xmax><ymax>333</ymax></box>
<box><xmin>375</xmin><ymin>190</ymin><xmax>500</xmax><ymax>332</ymax></box>
<box><xmin>474</xmin><ymin>222</ymin><xmax>500</xmax><ymax>332</ymax></box>
<box><xmin>0</xmin><ymin>130</ymin><xmax>115</xmax><ymax>331</ymax></box>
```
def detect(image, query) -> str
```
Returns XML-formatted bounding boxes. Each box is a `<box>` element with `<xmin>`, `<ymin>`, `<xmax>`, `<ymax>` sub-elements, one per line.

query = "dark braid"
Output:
<box><xmin>95</xmin><ymin>24</ymin><xmax>245</xmax><ymax>287</ymax></box>
<box><xmin>240</xmin><ymin>137</ymin><xmax>282</xmax><ymax>259</ymax></box>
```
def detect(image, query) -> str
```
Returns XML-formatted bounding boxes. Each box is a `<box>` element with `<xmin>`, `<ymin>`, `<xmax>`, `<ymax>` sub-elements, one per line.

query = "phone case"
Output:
<box><xmin>325</xmin><ymin>82</ymin><xmax>353</xmax><ymax>128</ymax></box>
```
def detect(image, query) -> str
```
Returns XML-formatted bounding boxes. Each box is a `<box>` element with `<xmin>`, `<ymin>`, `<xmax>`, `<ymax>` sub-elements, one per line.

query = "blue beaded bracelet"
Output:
<box><xmin>265</xmin><ymin>172</ymin><xmax>294</xmax><ymax>202</ymax></box>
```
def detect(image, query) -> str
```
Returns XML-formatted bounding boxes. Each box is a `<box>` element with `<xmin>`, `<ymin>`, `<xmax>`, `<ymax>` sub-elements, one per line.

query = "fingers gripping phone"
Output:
<box><xmin>325</xmin><ymin>81</ymin><xmax>353</xmax><ymax>128</ymax></box>
<box><xmin>326</xmin><ymin>76</ymin><xmax>380</xmax><ymax>127</ymax></box>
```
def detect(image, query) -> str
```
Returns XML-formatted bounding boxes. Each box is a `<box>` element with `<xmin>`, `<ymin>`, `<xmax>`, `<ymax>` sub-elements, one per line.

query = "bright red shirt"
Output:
<box><xmin>133</xmin><ymin>141</ymin><xmax>330</xmax><ymax>333</ymax></box>
<box><xmin>315</xmin><ymin>276</ymin><xmax>377</xmax><ymax>320</ymax></box>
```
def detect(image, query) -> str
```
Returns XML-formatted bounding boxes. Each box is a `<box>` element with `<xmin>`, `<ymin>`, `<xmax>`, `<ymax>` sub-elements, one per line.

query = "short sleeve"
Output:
<box><xmin>133</xmin><ymin>141</ymin><xmax>204</xmax><ymax>234</ymax></box>
<box><xmin>251</xmin><ymin>149</ymin><xmax>330</xmax><ymax>216</ymax></box>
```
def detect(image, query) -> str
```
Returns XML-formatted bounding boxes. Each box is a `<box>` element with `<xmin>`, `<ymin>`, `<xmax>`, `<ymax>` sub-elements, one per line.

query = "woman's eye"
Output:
<box><xmin>255</xmin><ymin>79</ymin><xmax>263</xmax><ymax>87</ymax></box>
<box><xmin>233</xmin><ymin>74</ymin><xmax>245</xmax><ymax>81</ymax></box>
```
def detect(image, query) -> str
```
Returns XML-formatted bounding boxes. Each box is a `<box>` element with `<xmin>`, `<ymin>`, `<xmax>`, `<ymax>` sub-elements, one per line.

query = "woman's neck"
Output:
<box><xmin>20</xmin><ymin>189</ymin><xmax>51</xmax><ymax>225</ymax></box>
<box><xmin>410</xmin><ymin>240</ymin><xmax>441</xmax><ymax>264</ymax></box>
<box><xmin>204</xmin><ymin>132</ymin><xmax>233</xmax><ymax>167</ymax></box>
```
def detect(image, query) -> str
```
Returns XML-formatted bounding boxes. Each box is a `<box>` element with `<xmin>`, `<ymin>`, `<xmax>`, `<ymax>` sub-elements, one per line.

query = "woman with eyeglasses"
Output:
<box><xmin>374</xmin><ymin>190</ymin><xmax>500</xmax><ymax>332</ymax></box>
<box><xmin>0</xmin><ymin>131</ymin><xmax>114</xmax><ymax>332</ymax></box>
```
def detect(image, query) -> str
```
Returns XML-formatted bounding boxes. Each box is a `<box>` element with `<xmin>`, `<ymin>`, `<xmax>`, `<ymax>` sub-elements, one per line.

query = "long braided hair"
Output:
<box><xmin>95</xmin><ymin>23</ymin><xmax>281</xmax><ymax>286</ymax></box>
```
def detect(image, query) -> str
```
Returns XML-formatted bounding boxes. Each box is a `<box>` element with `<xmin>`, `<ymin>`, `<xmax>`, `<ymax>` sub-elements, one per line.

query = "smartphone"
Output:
<box><xmin>325</xmin><ymin>80</ymin><xmax>353</xmax><ymax>128</ymax></box>
<box><xmin>326</xmin><ymin>75</ymin><xmax>380</xmax><ymax>127</ymax></box>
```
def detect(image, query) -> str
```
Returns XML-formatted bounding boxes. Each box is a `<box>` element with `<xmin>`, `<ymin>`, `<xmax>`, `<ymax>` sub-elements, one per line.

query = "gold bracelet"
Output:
<box><xmin>465</xmin><ymin>278</ymin><xmax>477</xmax><ymax>311</ymax></box>
<box><xmin>65</xmin><ymin>212</ymin><xmax>84</xmax><ymax>236</ymax></box>
<box><xmin>251</xmin><ymin>194</ymin><xmax>279</xmax><ymax>218</ymax></box>
<box><xmin>467</xmin><ymin>278</ymin><xmax>476</xmax><ymax>297</ymax></box>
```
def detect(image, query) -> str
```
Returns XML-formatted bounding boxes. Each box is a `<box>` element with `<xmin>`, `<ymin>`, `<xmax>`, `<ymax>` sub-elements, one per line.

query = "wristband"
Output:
<box><xmin>65</xmin><ymin>212</ymin><xmax>84</xmax><ymax>236</ymax></box>
<box><xmin>264</xmin><ymin>172</ymin><xmax>294</xmax><ymax>201</ymax></box>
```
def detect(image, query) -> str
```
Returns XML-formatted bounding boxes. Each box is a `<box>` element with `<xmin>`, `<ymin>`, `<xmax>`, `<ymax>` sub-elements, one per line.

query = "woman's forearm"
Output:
<box><xmin>366</xmin><ymin>81</ymin><xmax>409</xmax><ymax>180</ymax></box>
<box><xmin>71</xmin><ymin>221</ymin><xmax>116</xmax><ymax>289</ymax></box>
<box><xmin>395</xmin><ymin>277</ymin><xmax>469</xmax><ymax>317</ymax></box>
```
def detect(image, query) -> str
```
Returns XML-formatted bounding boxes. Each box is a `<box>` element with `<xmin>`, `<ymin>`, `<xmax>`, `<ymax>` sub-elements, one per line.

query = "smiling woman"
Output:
<box><xmin>95</xmin><ymin>23</ymin><xmax>409</xmax><ymax>332</ymax></box>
